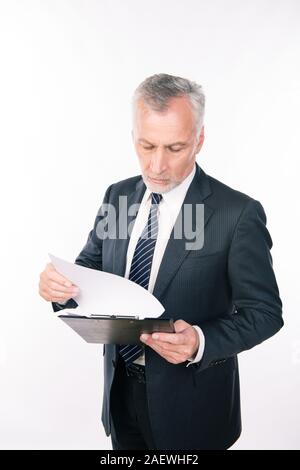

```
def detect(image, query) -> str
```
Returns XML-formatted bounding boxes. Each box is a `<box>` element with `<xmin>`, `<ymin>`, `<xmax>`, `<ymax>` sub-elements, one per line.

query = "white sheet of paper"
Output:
<box><xmin>49</xmin><ymin>254</ymin><xmax>165</xmax><ymax>319</ymax></box>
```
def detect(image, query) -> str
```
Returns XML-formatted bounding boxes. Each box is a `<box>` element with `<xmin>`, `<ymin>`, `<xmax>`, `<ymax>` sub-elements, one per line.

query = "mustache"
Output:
<box><xmin>147</xmin><ymin>175</ymin><xmax>170</xmax><ymax>180</ymax></box>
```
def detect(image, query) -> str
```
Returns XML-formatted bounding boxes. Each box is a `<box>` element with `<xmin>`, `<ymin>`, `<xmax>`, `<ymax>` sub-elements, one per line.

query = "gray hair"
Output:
<box><xmin>132</xmin><ymin>73</ymin><xmax>205</xmax><ymax>136</ymax></box>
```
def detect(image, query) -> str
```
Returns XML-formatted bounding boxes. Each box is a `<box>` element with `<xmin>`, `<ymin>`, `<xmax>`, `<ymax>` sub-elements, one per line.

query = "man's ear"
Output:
<box><xmin>196</xmin><ymin>126</ymin><xmax>205</xmax><ymax>153</ymax></box>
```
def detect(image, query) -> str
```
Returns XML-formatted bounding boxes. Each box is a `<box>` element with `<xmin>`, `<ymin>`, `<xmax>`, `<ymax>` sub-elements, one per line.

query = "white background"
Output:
<box><xmin>0</xmin><ymin>0</ymin><xmax>299</xmax><ymax>450</ymax></box>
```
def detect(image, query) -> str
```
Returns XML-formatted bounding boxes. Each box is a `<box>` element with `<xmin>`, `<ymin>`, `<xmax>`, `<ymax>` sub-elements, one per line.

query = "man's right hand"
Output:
<box><xmin>39</xmin><ymin>262</ymin><xmax>79</xmax><ymax>303</ymax></box>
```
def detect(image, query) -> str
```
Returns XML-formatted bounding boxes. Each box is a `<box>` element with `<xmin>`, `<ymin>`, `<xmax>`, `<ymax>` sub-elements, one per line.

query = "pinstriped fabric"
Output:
<box><xmin>118</xmin><ymin>192</ymin><xmax>162</xmax><ymax>366</ymax></box>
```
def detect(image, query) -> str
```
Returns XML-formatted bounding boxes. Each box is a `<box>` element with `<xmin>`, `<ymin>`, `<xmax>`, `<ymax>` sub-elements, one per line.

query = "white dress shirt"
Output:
<box><xmin>124</xmin><ymin>163</ymin><xmax>205</xmax><ymax>367</ymax></box>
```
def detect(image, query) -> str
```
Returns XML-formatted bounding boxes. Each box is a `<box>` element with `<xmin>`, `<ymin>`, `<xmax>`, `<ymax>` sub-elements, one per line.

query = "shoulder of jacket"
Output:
<box><xmin>108</xmin><ymin>174</ymin><xmax>142</xmax><ymax>195</ymax></box>
<box><xmin>206</xmin><ymin>173</ymin><xmax>256</xmax><ymax>212</ymax></box>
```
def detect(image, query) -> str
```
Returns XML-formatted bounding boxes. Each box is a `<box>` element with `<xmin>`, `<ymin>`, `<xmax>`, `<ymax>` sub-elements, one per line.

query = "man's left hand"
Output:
<box><xmin>140</xmin><ymin>319</ymin><xmax>199</xmax><ymax>364</ymax></box>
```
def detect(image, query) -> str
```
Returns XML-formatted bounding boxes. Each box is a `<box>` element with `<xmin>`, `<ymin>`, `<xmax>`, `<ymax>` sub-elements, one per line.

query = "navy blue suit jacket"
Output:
<box><xmin>53</xmin><ymin>163</ymin><xmax>283</xmax><ymax>450</ymax></box>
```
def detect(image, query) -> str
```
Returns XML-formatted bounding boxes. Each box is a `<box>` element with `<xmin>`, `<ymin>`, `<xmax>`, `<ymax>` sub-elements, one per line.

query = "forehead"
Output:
<box><xmin>134</xmin><ymin>97</ymin><xmax>196</xmax><ymax>141</ymax></box>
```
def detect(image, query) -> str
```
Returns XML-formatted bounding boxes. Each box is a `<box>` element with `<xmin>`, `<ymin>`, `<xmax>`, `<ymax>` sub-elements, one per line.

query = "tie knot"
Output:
<box><xmin>151</xmin><ymin>192</ymin><xmax>162</xmax><ymax>205</ymax></box>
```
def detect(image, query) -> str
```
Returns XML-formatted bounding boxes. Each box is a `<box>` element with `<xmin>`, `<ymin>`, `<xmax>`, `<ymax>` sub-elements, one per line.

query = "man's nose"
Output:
<box><xmin>150</xmin><ymin>148</ymin><xmax>168</xmax><ymax>174</ymax></box>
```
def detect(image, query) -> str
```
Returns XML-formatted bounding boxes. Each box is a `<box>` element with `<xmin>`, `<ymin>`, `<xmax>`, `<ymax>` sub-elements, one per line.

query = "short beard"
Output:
<box><xmin>142</xmin><ymin>174</ymin><xmax>181</xmax><ymax>194</ymax></box>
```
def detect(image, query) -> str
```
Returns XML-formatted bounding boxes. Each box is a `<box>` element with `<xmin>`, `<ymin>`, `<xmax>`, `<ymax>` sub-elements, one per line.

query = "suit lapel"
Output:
<box><xmin>113</xmin><ymin>177</ymin><xmax>146</xmax><ymax>277</ymax></box>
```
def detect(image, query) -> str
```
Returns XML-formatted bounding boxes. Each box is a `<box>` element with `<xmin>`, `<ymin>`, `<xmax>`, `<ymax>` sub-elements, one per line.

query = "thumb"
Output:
<box><xmin>174</xmin><ymin>319</ymin><xmax>191</xmax><ymax>334</ymax></box>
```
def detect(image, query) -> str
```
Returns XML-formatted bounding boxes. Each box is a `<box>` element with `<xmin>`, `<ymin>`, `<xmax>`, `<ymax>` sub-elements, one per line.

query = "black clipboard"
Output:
<box><xmin>58</xmin><ymin>314</ymin><xmax>175</xmax><ymax>344</ymax></box>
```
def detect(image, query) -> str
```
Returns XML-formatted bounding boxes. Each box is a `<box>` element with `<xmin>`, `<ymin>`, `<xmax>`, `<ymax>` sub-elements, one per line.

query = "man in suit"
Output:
<box><xmin>39</xmin><ymin>73</ymin><xmax>283</xmax><ymax>450</ymax></box>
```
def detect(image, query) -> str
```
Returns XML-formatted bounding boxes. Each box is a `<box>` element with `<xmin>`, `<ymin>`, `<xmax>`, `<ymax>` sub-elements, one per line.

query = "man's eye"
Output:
<box><xmin>143</xmin><ymin>146</ymin><xmax>154</xmax><ymax>151</ymax></box>
<box><xmin>169</xmin><ymin>148</ymin><xmax>182</xmax><ymax>153</ymax></box>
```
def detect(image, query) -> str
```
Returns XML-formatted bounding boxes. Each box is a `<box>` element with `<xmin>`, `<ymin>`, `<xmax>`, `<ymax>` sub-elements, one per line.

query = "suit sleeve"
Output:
<box><xmin>51</xmin><ymin>184</ymin><xmax>113</xmax><ymax>313</ymax></box>
<box><xmin>191</xmin><ymin>198</ymin><xmax>283</xmax><ymax>373</ymax></box>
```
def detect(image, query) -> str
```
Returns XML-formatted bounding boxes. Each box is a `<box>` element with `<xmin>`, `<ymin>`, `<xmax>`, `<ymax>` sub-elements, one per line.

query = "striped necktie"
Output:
<box><xmin>118</xmin><ymin>192</ymin><xmax>163</xmax><ymax>366</ymax></box>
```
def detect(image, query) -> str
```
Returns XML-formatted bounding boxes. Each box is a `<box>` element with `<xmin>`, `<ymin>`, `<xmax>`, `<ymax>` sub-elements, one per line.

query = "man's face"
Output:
<box><xmin>132</xmin><ymin>96</ymin><xmax>204</xmax><ymax>193</ymax></box>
